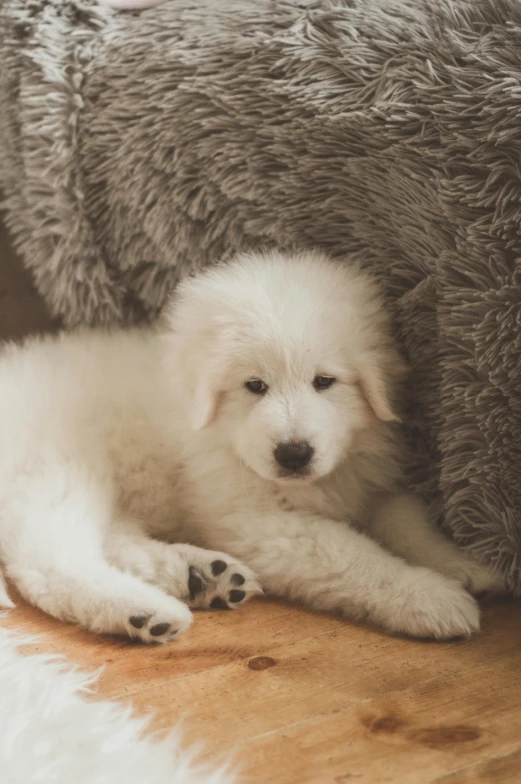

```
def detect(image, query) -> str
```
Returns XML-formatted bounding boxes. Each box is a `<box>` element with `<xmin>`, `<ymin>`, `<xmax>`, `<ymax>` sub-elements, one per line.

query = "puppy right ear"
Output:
<box><xmin>160</xmin><ymin>330</ymin><xmax>219</xmax><ymax>431</ymax></box>
<box><xmin>191</xmin><ymin>374</ymin><xmax>221</xmax><ymax>431</ymax></box>
<box><xmin>162</xmin><ymin>294</ymin><xmax>230</xmax><ymax>430</ymax></box>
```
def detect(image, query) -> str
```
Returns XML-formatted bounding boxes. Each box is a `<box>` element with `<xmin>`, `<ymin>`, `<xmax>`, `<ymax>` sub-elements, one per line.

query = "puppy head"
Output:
<box><xmin>164</xmin><ymin>249</ymin><xmax>405</xmax><ymax>484</ymax></box>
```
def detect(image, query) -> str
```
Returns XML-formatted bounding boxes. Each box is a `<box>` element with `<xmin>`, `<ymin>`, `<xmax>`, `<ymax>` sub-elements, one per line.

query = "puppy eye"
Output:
<box><xmin>245</xmin><ymin>379</ymin><xmax>268</xmax><ymax>395</ymax></box>
<box><xmin>313</xmin><ymin>375</ymin><xmax>336</xmax><ymax>391</ymax></box>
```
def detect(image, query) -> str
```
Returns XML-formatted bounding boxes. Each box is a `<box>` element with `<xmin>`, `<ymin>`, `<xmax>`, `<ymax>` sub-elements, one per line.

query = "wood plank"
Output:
<box><xmin>1</xmin><ymin>586</ymin><xmax>520</xmax><ymax>784</ymax></box>
<box><xmin>120</xmin><ymin>601</ymin><xmax>521</xmax><ymax>755</ymax></box>
<box><xmin>0</xmin><ymin>594</ymin><xmax>343</xmax><ymax>694</ymax></box>
<box><xmin>428</xmin><ymin>747</ymin><xmax>521</xmax><ymax>783</ymax></box>
<box><xmin>232</xmin><ymin>653</ymin><xmax>521</xmax><ymax>784</ymax></box>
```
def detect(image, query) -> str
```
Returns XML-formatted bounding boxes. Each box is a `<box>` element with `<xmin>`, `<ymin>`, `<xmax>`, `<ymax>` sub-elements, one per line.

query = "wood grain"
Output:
<box><xmin>430</xmin><ymin>748</ymin><xmax>521</xmax><ymax>783</ymax></box>
<box><xmin>1</xmin><ymin>593</ymin><xmax>520</xmax><ymax>783</ymax></box>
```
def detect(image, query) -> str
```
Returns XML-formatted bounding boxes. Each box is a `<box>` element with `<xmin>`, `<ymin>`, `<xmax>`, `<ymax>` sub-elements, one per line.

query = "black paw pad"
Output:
<box><xmin>188</xmin><ymin>566</ymin><xmax>206</xmax><ymax>599</ymax></box>
<box><xmin>150</xmin><ymin>622</ymin><xmax>170</xmax><ymax>636</ymax></box>
<box><xmin>211</xmin><ymin>559</ymin><xmax>227</xmax><ymax>576</ymax></box>
<box><xmin>129</xmin><ymin>615</ymin><xmax>148</xmax><ymax>629</ymax></box>
<box><xmin>210</xmin><ymin>597</ymin><xmax>230</xmax><ymax>610</ymax></box>
<box><xmin>231</xmin><ymin>573</ymin><xmax>245</xmax><ymax>586</ymax></box>
<box><xmin>229</xmin><ymin>590</ymin><xmax>246</xmax><ymax>603</ymax></box>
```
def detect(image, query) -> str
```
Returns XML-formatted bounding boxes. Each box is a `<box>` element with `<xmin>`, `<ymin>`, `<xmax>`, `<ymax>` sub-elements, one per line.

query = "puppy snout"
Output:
<box><xmin>274</xmin><ymin>440</ymin><xmax>314</xmax><ymax>471</ymax></box>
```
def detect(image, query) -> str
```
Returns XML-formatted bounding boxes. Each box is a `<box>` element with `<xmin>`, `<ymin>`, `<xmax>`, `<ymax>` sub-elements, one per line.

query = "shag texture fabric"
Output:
<box><xmin>0</xmin><ymin>626</ymin><xmax>236</xmax><ymax>784</ymax></box>
<box><xmin>0</xmin><ymin>0</ymin><xmax>520</xmax><ymax>587</ymax></box>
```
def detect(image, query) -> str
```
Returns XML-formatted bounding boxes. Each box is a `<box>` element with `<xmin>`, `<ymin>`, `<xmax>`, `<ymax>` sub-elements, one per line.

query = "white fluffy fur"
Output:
<box><xmin>0</xmin><ymin>249</ymin><xmax>503</xmax><ymax>642</ymax></box>
<box><xmin>0</xmin><ymin>626</ymin><xmax>235</xmax><ymax>784</ymax></box>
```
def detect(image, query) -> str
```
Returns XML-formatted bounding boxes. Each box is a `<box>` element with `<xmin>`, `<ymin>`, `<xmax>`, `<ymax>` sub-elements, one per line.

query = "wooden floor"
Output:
<box><xmin>1</xmin><ymin>594</ymin><xmax>521</xmax><ymax>783</ymax></box>
<box><xmin>2</xmin><ymin>217</ymin><xmax>521</xmax><ymax>783</ymax></box>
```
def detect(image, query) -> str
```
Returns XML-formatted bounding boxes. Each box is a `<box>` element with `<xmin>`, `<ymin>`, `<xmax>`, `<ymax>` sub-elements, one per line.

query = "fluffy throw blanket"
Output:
<box><xmin>0</xmin><ymin>626</ymin><xmax>235</xmax><ymax>784</ymax></box>
<box><xmin>0</xmin><ymin>0</ymin><xmax>520</xmax><ymax>587</ymax></box>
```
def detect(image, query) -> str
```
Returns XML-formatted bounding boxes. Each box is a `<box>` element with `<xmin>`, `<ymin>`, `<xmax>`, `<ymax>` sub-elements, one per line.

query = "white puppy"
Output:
<box><xmin>0</xmin><ymin>250</ymin><xmax>501</xmax><ymax>642</ymax></box>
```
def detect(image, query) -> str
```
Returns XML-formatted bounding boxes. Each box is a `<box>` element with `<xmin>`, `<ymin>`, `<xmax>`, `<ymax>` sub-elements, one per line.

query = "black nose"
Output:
<box><xmin>274</xmin><ymin>441</ymin><xmax>314</xmax><ymax>471</ymax></box>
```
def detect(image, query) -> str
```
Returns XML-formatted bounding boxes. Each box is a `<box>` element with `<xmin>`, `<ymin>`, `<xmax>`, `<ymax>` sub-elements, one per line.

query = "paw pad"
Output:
<box><xmin>125</xmin><ymin>604</ymin><xmax>190</xmax><ymax>644</ymax></box>
<box><xmin>188</xmin><ymin>566</ymin><xmax>206</xmax><ymax>599</ymax></box>
<box><xmin>211</xmin><ymin>560</ymin><xmax>228</xmax><ymax>576</ymax></box>
<box><xmin>149</xmin><ymin>622</ymin><xmax>171</xmax><ymax>637</ymax></box>
<box><xmin>210</xmin><ymin>597</ymin><xmax>230</xmax><ymax>610</ymax></box>
<box><xmin>184</xmin><ymin>549</ymin><xmax>261</xmax><ymax>612</ymax></box>
<box><xmin>129</xmin><ymin>615</ymin><xmax>148</xmax><ymax>629</ymax></box>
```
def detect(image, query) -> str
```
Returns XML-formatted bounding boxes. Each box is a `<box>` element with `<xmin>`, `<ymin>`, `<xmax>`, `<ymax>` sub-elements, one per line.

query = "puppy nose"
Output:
<box><xmin>274</xmin><ymin>441</ymin><xmax>314</xmax><ymax>471</ymax></box>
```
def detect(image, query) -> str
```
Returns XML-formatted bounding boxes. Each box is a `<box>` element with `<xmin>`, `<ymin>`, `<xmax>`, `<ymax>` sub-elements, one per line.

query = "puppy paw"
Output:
<box><xmin>119</xmin><ymin>594</ymin><xmax>193</xmax><ymax>643</ymax></box>
<box><xmin>181</xmin><ymin>547</ymin><xmax>262</xmax><ymax>610</ymax></box>
<box><xmin>381</xmin><ymin>568</ymin><xmax>480</xmax><ymax>640</ymax></box>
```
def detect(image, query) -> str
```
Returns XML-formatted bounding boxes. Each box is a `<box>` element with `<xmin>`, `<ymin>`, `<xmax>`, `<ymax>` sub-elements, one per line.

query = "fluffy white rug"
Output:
<box><xmin>0</xmin><ymin>626</ymin><xmax>236</xmax><ymax>784</ymax></box>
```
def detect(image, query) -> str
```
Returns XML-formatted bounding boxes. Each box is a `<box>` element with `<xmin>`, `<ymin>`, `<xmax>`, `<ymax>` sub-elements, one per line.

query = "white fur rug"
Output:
<box><xmin>0</xmin><ymin>627</ymin><xmax>235</xmax><ymax>784</ymax></box>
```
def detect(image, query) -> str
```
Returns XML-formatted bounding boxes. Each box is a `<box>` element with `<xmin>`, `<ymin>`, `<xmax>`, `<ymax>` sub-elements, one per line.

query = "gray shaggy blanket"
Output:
<box><xmin>1</xmin><ymin>0</ymin><xmax>521</xmax><ymax>588</ymax></box>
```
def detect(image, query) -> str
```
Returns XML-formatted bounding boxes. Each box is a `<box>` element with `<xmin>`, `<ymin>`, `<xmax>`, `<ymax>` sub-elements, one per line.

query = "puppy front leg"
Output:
<box><xmin>105</xmin><ymin>519</ymin><xmax>261</xmax><ymax>610</ymax></box>
<box><xmin>369</xmin><ymin>494</ymin><xmax>506</xmax><ymax>596</ymax></box>
<box><xmin>207</xmin><ymin>512</ymin><xmax>480</xmax><ymax>640</ymax></box>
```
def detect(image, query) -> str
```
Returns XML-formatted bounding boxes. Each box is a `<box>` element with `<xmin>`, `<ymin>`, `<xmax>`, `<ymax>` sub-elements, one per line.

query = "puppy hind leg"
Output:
<box><xmin>0</xmin><ymin>468</ymin><xmax>192</xmax><ymax>642</ymax></box>
<box><xmin>7</xmin><ymin>559</ymin><xmax>192</xmax><ymax>642</ymax></box>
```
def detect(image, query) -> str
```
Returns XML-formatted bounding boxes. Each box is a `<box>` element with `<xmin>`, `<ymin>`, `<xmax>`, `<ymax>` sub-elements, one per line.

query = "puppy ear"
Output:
<box><xmin>191</xmin><ymin>375</ymin><xmax>221</xmax><ymax>431</ymax></box>
<box><xmin>357</xmin><ymin>350</ymin><xmax>407</xmax><ymax>423</ymax></box>
<box><xmin>160</xmin><ymin>330</ymin><xmax>223</xmax><ymax>431</ymax></box>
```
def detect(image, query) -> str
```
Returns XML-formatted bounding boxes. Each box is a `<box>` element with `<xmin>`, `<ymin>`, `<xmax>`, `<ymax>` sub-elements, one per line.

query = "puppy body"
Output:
<box><xmin>0</xmin><ymin>250</ymin><xmax>501</xmax><ymax>640</ymax></box>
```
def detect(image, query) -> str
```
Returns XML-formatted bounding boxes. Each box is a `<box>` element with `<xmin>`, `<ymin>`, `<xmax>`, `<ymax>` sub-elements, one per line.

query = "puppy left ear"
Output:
<box><xmin>357</xmin><ymin>350</ymin><xmax>407</xmax><ymax>423</ymax></box>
